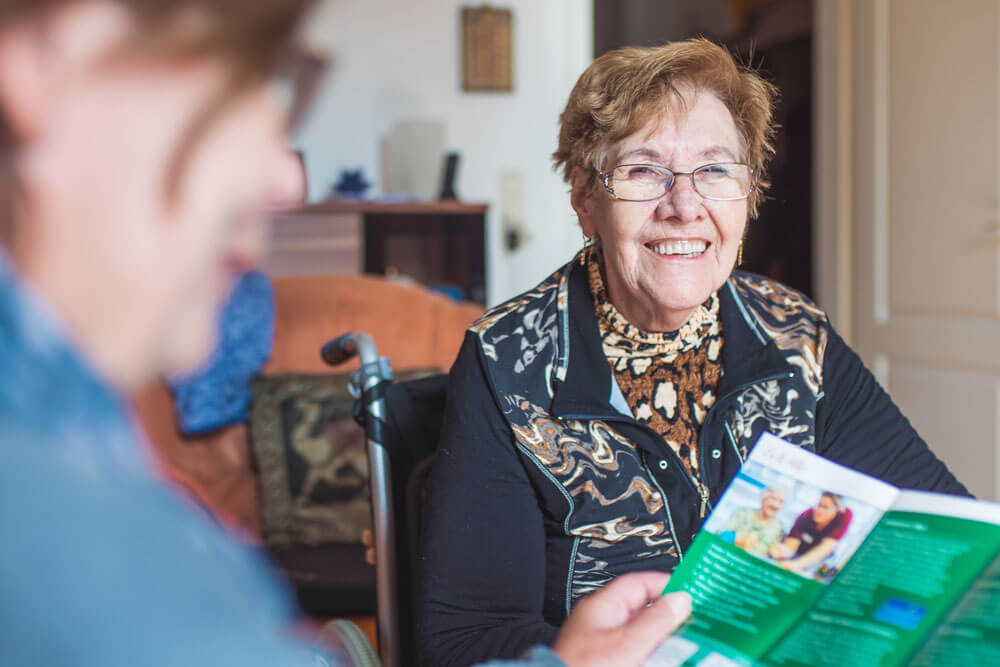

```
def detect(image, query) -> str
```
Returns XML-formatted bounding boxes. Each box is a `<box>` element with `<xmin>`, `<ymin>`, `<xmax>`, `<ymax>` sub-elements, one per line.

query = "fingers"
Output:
<box><xmin>589</xmin><ymin>571</ymin><xmax>672</xmax><ymax>618</ymax></box>
<box><xmin>554</xmin><ymin>573</ymin><xmax>693</xmax><ymax>667</ymax></box>
<box><xmin>616</xmin><ymin>591</ymin><xmax>692</xmax><ymax>653</ymax></box>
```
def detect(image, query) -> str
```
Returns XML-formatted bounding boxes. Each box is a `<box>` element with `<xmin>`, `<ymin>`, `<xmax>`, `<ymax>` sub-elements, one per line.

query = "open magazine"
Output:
<box><xmin>648</xmin><ymin>433</ymin><xmax>1000</xmax><ymax>667</ymax></box>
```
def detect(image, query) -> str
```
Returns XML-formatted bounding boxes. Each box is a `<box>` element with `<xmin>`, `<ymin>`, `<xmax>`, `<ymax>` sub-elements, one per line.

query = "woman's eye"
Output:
<box><xmin>698</xmin><ymin>165</ymin><xmax>733</xmax><ymax>183</ymax></box>
<box><xmin>623</xmin><ymin>166</ymin><xmax>662</xmax><ymax>180</ymax></box>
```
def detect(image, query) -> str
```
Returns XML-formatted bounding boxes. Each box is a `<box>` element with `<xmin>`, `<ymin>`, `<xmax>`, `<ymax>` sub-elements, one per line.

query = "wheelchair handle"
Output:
<box><xmin>321</xmin><ymin>332</ymin><xmax>381</xmax><ymax>367</ymax></box>
<box><xmin>319</xmin><ymin>331</ymin><xmax>400</xmax><ymax>667</ymax></box>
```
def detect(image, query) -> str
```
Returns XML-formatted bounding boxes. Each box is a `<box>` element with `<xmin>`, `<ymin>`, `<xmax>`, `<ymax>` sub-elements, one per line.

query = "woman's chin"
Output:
<box><xmin>164</xmin><ymin>329</ymin><xmax>217</xmax><ymax>378</ymax></box>
<box><xmin>648</xmin><ymin>261</ymin><xmax>728</xmax><ymax>302</ymax></box>
<box><xmin>157</xmin><ymin>299</ymin><xmax>221</xmax><ymax>378</ymax></box>
<box><xmin>650</xmin><ymin>275</ymin><xmax>714</xmax><ymax>306</ymax></box>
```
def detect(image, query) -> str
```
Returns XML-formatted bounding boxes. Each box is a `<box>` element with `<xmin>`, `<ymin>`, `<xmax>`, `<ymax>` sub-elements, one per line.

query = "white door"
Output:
<box><xmin>819</xmin><ymin>0</ymin><xmax>1000</xmax><ymax>498</ymax></box>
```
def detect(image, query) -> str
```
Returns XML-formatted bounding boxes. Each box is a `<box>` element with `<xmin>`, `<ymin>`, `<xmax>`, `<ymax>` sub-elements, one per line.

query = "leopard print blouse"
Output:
<box><xmin>587</xmin><ymin>246</ymin><xmax>723</xmax><ymax>516</ymax></box>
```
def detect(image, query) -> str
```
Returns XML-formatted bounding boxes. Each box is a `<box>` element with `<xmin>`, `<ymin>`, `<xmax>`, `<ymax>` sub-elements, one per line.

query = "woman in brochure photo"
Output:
<box><xmin>722</xmin><ymin>485</ymin><xmax>788</xmax><ymax>559</ymax></box>
<box><xmin>419</xmin><ymin>37</ymin><xmax>970</xmax><ymax>665</ymax></box>
<box><xmin>769</xmin><ymin>492</ymin><xmax>853</xmax><ymax>574</ymax></box>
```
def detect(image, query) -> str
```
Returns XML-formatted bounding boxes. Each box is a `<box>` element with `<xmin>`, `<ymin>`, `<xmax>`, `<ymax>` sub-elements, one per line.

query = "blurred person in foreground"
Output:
<box><xmin>0</xmin><ymin>1</ymin><xmax>690</xmax><ymax>665</ymax></box>
<box><xmin>420</xmin><ymin>38</ymin><xmax>967</xmax><ymax>664</ymax></box>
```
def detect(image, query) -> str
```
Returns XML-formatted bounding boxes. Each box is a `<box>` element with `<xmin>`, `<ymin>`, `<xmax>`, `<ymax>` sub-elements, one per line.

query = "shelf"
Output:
<box><xmin>294</xmin><ymin>199</ymin><xmax>488</xmax><ymax>216</ymax></box>
<box><xmin>265</xmin><ymin>200</ymin><xmax>488</xmax><ymax>304</ymax></box>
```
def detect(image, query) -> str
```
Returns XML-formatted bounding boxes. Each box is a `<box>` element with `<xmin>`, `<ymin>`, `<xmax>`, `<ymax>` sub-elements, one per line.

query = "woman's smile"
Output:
<box><xmin>645</xmin><ymin>238</ymin><xmax>711</xmax><ymax>258</ymax></box>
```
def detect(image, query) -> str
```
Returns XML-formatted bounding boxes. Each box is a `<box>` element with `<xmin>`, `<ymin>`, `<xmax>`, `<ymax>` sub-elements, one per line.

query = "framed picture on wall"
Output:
<box><xmin>461</xmin><ymin>6</ymin><xmax>513</xmax><ymax>92</ymax></box>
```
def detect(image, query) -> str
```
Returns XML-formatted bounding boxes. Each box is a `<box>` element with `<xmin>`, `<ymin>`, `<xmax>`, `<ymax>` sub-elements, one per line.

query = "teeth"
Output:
<box><xmin>650</xmin><ymin>240</ymin><xmax>708</xmax><ymax>256</ymax></box>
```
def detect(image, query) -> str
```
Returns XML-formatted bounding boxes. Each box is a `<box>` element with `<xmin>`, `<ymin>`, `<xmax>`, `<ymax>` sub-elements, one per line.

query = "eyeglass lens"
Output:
<box><xmin>607</xmin><ymin>163</ymin><xmax>753</xmax><ymax>201</ymax></box>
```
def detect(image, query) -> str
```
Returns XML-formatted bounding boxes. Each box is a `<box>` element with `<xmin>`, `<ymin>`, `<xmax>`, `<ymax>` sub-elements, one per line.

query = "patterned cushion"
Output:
<box><xmin>249</xmin><ymin>370</ymin><xmax>435</xmax><ymax>546</ymax></box>
<box><xmin>250</xmin><ymin>373</ymin><xmax>368</xmax><ymax>546</ymax></box>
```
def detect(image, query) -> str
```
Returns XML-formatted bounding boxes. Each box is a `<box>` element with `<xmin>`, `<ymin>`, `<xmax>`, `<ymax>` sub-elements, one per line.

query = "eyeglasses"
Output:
<box><xmin>268</xmin><ymin>48</ymin><xmax>330</xmax><ymax>133</ymax></box>
<box><xmin>597</xmin><ymin>162</ymin><xmax>757</xmax><ymax>202</ymax></box>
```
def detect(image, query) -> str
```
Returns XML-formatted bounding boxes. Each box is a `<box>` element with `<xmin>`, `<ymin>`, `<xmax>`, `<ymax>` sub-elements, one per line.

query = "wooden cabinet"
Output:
<box><xmin>265</xmin><ymin>200</ymin><xmax>487</xmax><ymax>304</ymax></box>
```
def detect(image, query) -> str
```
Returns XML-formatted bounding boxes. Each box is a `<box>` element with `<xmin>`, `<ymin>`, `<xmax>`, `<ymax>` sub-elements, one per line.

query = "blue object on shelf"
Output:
<box><xmin>428</xmin><ymin>284</ymin><xmax>464</xmax><ymax>302</ymax></box>
<box><xmin>332</xmin><ymin>169</ymin><xmax>371</xmax><ymax>198</ymax></box>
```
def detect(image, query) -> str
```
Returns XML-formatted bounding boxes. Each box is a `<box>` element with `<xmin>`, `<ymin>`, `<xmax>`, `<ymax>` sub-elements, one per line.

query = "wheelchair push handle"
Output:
<box><xmin>320</xmin><ymin>334</ymin><xmax>357</xmax><ymax>366</ymax></box>
<box><xmin>319</xmin><ymin>331</ymin><xmax>400</xmax><ymax>667</ymax></box>
<box><xmin>321</xmin><ymin>332</ymin><xmax>381</xmax><ymax>367</ymax></box>
<box><xmin>321</xmin><ymin>333</ymin><xmax>393</xmax><ymax>399</ymax></box>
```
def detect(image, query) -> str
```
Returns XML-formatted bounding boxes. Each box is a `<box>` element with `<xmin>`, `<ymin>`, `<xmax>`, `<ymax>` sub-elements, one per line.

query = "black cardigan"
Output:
<box><xmin>419</xmin><ymin>258</ymin><xmax>968</xmax><ymax>667</ymax></box>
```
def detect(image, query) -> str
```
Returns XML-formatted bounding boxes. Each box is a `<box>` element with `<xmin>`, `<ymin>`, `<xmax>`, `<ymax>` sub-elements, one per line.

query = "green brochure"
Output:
<box><xmin>648</xmin><ymin>433</ymin><xmax>1000</xmax><ymax>667</ymax></box>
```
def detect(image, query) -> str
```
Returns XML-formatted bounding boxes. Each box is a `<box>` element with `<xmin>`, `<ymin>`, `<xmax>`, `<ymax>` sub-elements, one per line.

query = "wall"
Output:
<box><xmin>594</xmin><ymin>0</ymin><xmax>735</xmax><ymax>56</ymax></box>
<box><xmin>295</xmin><ymin>0</ymin><xmax>593</xmax><ymax>305</ymax></box>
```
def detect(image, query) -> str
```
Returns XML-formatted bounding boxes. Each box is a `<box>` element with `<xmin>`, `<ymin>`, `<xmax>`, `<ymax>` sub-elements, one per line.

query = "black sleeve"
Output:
<box><xmin>815</xmin><ymin>325</ymin><xmax>970</xmax><ymax>496</ymax></box>
<box><xmin>419</xmin><ymin>334</ymin><xmax>560</xmax><ymax>666</ymax></box>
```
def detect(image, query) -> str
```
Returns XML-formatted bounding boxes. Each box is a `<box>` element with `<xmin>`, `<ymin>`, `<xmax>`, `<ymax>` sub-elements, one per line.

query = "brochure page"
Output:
<box><xmin>764</xmin><ymin>492</ymin><xmax>1000</xmax><ymax>665</ymax></box>
<box><xmin>650</xmin><ymin>434</ymin><xmax>897</xmax><ymax>666</ymax></box>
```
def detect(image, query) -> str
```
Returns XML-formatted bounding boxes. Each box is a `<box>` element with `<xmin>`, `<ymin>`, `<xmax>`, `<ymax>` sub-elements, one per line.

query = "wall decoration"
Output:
<box><xmin>462</xmin><ymin>6</ymin><xmax>513</xmax><ymax>92</ymax></box>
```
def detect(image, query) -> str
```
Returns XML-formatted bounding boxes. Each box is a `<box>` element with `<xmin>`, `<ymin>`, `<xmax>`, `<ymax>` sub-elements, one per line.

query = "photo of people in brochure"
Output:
<box><xmin>703</xmin><ymin>459</ymin><xmax>883</xmax><ymax>582</ymax></box>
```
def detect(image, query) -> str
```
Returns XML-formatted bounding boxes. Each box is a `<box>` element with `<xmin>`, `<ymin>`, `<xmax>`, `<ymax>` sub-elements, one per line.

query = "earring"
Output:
<box><xmin>737</xmin><ymin>240</ymin><xmax>744</xmax><ymax>267</ymax></box>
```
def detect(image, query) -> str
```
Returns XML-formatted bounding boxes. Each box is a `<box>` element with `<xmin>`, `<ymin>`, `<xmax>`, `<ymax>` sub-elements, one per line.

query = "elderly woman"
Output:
<box><xmin>725</xmin><ymin>485</ymin><xmax>788</xmax><ymax>559</ymax></box>
<box><xmin>420</xmin><ymin>38</ymin><xmax>967</xmax><ymax>665</ymax></box>
<box><xmin>0</xmin><ymin>2</ymin><xmax>694</xmax><ymax>666</ymax></box>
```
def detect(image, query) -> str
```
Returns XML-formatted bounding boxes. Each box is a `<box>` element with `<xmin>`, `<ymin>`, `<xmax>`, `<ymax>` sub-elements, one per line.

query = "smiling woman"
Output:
<box><xmin>572</xmin><ymin>89</ymin><xmax>750</xmax><ymax>332</ymax></box>
<box><xmin>419</xmin><ymin>37</ymin><xmax>970</xmax><ymax>666</ymax></box>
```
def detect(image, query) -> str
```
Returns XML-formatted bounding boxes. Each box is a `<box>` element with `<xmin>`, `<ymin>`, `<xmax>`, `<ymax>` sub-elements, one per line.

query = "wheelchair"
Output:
<box><xmin>322</xmin><ymin>332</ymin><xmax>448</xmax><ymax>667</ymax></box>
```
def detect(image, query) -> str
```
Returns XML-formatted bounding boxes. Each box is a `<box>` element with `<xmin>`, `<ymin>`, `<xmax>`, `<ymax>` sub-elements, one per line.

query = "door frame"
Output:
<box><xmin>813</xmin><ymin>0</ymin><xmax>854</xmax><ymax>342</ymax></box>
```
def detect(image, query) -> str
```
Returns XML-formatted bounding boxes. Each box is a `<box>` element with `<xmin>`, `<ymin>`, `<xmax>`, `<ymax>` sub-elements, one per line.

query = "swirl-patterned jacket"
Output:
<box><xmin>420</xmin><ymin>255</ymin><xmax>967</xmax><ymax>666</ymax></box>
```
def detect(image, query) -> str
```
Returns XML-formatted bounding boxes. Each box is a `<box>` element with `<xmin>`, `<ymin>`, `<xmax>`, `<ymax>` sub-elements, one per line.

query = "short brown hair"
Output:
<box><xmin>0</xmin><ymin>0</ymin><xmax>316</xmax><ymax>243</ymax></box>
<box><xmin>553</xmin><ymin>38</ymin><xmax>777</xmax><ymax>218</ymax></box>
<box><xmin>0</xmin><ymin>0</ymin><xmax>313</xmax><ymax>77</ymax></box>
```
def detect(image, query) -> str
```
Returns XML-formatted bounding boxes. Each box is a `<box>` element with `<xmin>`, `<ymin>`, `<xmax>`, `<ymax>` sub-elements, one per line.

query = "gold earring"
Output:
<box><xmin>580</xmin><ymin>232</ymin><xmax>599</xmax><ymax>265</ymax></box>
<box><xmin>737</xmin><ymin>240</ymin><xmax>744</xmax><ymax>267</ymax></box>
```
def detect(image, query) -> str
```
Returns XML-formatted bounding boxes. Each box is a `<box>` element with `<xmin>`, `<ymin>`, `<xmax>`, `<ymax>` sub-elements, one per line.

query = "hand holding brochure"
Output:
<box><xmin>648</xmin><ymin>433</ymin><xmax>1000</xmax><ymax>667</ymax></box>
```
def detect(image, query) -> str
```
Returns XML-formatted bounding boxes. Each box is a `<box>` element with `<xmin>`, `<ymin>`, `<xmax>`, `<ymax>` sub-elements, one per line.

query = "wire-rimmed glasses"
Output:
<box><xmin>269</xmin><ymin>48</ymin><xmax>330</xmax><ymax>133</ymax></box>
<box><xmin>597</xmin><ymin>162</ymin><xmax>757</xmax><ymax>202</ymax></box>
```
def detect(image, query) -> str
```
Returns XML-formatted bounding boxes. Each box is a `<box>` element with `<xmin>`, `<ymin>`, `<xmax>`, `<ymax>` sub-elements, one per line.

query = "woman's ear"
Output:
<box><xmin>569</xmin><ymin>166</ymin><xmax>598</xmax><ymax>239</ymax></box>
<box><xmin>0</xmin><ymin>17</ymin><xmax>51</xmax><ymax>142</ymax></box>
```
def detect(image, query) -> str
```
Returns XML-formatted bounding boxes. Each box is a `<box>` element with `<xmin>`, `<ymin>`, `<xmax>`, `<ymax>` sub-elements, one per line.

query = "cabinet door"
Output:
<box><xmin>263</xmin><ymin>213</ymin><xmax>362</xmax><ymax>276</ymax></box>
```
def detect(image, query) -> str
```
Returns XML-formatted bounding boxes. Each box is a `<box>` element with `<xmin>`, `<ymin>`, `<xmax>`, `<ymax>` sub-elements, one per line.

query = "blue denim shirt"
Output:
<box><xmin>0</xmin><ymin>252</ymin><xmax>564</xmax><ymax>667</ymax></box>
<box><xmin>0</xmin><ymin>251</ymin><xmax>321</xmax><ymax>665</ymax></box>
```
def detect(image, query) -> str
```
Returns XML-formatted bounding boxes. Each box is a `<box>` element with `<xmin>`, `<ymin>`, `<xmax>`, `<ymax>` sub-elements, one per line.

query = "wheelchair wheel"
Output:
<box><xmin>314</xmin><ymin>619</ymin><xmax>381</xmax><ymax>667</ymax></box>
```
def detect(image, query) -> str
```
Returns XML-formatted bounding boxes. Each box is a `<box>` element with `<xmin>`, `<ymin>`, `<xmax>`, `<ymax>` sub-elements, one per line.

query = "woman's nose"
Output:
<box><xmin>265</xmin><ymin>148</ymin><xmax>308</xmax><ymax>212</ymax></box>
<box><xmin>656</xmin><ymin>173</ymin><xmax>703</xmax><ymax>221</ymax></box>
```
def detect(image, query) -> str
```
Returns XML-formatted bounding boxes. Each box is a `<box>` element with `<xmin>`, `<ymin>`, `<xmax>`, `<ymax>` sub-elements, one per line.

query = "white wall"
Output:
<box><xmin>295</xmin><ymin>0</ymin><xmax>593</xmax><ymax>305</ymax></box>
